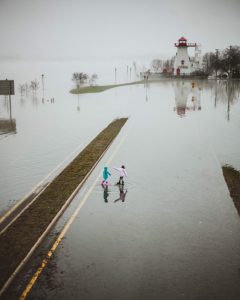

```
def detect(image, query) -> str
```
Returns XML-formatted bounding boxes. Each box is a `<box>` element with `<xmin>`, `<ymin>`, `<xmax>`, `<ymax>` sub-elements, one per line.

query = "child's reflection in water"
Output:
<box><xmin>103</xmin><ymin>186</ymin><xmax>109</xmax><ymax>203</ymax></box>
<box><xmin>114</xmin><ymin>185</ymin><xmax>128</xmax><ymax>203</ymax></box>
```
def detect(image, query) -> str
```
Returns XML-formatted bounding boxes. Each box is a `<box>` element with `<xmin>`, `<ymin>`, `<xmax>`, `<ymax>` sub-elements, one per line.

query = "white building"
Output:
<box><xmin>173</xmin><ymin>37</ymin><xmax>201</xmax><ymax>76</ymax></box>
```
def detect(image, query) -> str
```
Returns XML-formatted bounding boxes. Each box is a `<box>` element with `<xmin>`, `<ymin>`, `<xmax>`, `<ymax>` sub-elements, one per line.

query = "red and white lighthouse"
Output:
<box><xmin>173</xmin><ymin>37</ymin><xmax>196</xmax><ymax>76</ymax></box>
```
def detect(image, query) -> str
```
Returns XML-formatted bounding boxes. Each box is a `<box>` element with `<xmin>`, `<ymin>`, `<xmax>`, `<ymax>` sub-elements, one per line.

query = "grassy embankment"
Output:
<box><xmin>70</xmin><ymin>81</ymin><xmax>144</xmax><ymax>94</ymax></box>
<box><xmin>0</xmin><ymin>118</ymin><xmax>128</xmax><ymax>289</ymax></box>
<box><xmin>222</xmin><ymin>165</ymin><xmax>240</xmax><ymax>215</ymax></box>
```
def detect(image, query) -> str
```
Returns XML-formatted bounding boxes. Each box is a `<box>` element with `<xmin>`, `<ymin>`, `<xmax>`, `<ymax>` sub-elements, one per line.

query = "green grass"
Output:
<box><xmin>0</xmin><ymin>118</ymin><xmax>128</xmax><ymax>289</ymax></box>
<box><xmin>222</xmin><ymin>165</ymin><xmax>240</xmax><ymax>215</ymax></box>
<box><xmin>70</xmin><ymin>81</ymin><xmax>144</xmax><ymax>94</ymax></box>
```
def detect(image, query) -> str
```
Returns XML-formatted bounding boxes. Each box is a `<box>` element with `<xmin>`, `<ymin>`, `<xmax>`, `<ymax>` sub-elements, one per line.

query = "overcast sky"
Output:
<box><xmin>0</xmin><ymin>0</ymin><xmax>240</xmax><ymax>60</ymax></box>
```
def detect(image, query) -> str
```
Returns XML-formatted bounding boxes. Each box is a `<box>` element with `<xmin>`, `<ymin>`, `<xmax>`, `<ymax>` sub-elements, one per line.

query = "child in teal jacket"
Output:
<box><xmin>102</xmin><ymin>166</ymin><xmax>111</xmax><ymax>186</ymax></box>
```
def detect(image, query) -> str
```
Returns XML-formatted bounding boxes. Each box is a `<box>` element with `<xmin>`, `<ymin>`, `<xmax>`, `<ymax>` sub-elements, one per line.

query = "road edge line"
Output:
<box><xmin>0</xmin><ymin>132</ymin><xmax>123</xmax><ymax>298</ymax></box>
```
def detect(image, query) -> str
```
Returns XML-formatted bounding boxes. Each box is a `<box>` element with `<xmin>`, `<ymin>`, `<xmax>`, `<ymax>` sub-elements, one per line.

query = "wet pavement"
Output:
<box><xmin>3</xmin><ymin>79</ymin><xmax>240</xmax><ymax>299</ymax></box>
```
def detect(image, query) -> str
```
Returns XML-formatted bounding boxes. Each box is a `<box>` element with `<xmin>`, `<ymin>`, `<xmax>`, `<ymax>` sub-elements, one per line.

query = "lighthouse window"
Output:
<box><xmin>181</xmin><ymin>60</ymin><xmax>185</xmax><ymax>65</ymax></box>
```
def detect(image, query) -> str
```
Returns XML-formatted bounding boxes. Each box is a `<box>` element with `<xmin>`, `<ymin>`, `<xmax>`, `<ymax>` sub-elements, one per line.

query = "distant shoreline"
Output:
<box><xmin>70</xmin><ymin>81</ymin><xmax>144</xmax><ymax>94</ymax></box>
<box><xmin>70</xmin><ymin>77</ymin><xmax>240</xmax><ymax>95</ymax></box>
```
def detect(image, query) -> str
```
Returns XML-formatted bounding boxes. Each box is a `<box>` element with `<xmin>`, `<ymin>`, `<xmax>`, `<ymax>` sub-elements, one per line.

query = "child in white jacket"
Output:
<box><xmin>114</xmin><ymin>165</ymin><xmax>127</xmax><ymax>185</ymax></box>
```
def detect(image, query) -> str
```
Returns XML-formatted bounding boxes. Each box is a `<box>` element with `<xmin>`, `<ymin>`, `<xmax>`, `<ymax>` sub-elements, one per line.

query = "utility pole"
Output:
<box><xmin>9</xmin><ymin>92</ymin><xmax>12</xmax><ymax>121</ymax></box>
<box><xmin>215</xmin><ymin>49</ymin><xmax>219</xmax><ymax>79</ymax></box>
<box><xmin>214</xmin><ymin>83</ymin><xmax>217</xmax><ymax>108</ymax></box>
<box><xmin>228</xmin><ymin>46</ymin><xmax>232</xmax><ymax>80</ymax></box>
<box><xmin>227</xmin><ymin>81</ymin><xmax>230</xmax><ymax>121</ymax></box>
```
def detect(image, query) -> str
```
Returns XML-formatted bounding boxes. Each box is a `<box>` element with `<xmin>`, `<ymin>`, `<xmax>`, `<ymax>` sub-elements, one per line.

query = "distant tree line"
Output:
<box><xmin>202</xmin><ymin>46</ymin><xmax>240</xmax><ymax>78</ymax></box>
<box><xmin>72</xmin><ymin>72</ymin><xmax>98</xmax><ymax>88</ymax></box>
<box><xmin>150</xmin><ymin>45</ymin><xmax>240</xmax><ymax>78</ymax></box>
<box><xmin>151</xmin><ymin>57</ymin><xmax>174</xmax><ymax>73</ymax></box>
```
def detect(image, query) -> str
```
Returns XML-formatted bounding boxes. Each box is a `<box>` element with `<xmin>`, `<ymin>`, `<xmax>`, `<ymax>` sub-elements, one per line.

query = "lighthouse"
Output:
<box><xmin>174</xmin><ymin>37</ymin><xmax>196</xmax><ymax>76</ymax></box>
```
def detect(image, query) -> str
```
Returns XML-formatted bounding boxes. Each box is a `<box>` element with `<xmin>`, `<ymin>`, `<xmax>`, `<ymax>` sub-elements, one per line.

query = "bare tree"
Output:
<box><xmin>161</xmin><ymin>56</ymin><xmax>174</xmax><ymax>73</ymax></box>
<box><xmin>18</xmin><ymin>82</ymin><xmax>30</xmax><ymax>96</ymax></box>
<box><xmin>24</xmin><ymin>83</ymin><xmax>29</xmax><ymax>96</ymax></box>
<box><xmin>18</xmin><ymin>84</ymin><xmax>25</xmax><ymax>96</ymax></box>
<box><xmin>72</xmin><ymin>72</ymin><xmax>80</xmax><ymax>88</ymax></box>
<box><xmin>132</xmin><ymin>61</ymin><xmax>137</xmax><ymax>75</ymax></box>
<box><xmin>72</xmin><ymin>72</ymin><xmax>89</xmax><ymax>88</ymax></box>
<box><xmin>30</xmin><ymin>79</ymin><xmax>39</xmax><ymax>92</ymax></box>
<box><xmin>202</xmin><ymin>46</ymin><xmax>240</xmax><ymax>78</ymax></box>
<box><xmin>202</xmin><ymin>52</ymin><xmax>216</xmax><ymax>74</ymax></box>
<box><xmin>151</xmin><ymin>59</ymin><xmax>162</xmax><ymax>72</ymax></box>
<box><xmin>222</xmin><ymin>46</ymin><xmax>240</xmax><ymax>78</ymax></box>
<box><xmin>79</xmin><ymin>73</ymin><xmax>88</xmax><ymax>83</ymax></box>
<box><xmin>89</xmin><ymin>73</ymin><xmax>98</xmax><ymax>86</ymax></box>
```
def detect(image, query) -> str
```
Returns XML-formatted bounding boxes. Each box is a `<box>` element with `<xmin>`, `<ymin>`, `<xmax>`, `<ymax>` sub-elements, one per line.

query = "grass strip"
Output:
<box><xmin>70</xmin><ymin>80</ymin><xmax>144</xmax><ymax>94</ymax></box>
<box><xmin>222</xmin><ymin>165</ymin><xmax>240</xmax><ymax>215</ymax></box>
<box><xmin>0</xmin><ymin>118</ymin><xmax>128</xmax><ymax>289</ymax></box>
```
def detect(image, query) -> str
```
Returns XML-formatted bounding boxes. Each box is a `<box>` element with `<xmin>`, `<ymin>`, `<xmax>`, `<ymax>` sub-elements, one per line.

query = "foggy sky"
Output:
<box><xmin>0</xmin><ymin>0</ymin><xmax>240</xmax><ymax>60</ymax></box>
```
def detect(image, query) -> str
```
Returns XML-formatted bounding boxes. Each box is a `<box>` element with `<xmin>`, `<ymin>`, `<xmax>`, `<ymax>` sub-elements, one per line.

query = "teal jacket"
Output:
<box><xmin>103</xmin><ymin>167</ymin><xmax>111</xmax><ymax>180</ymax></box>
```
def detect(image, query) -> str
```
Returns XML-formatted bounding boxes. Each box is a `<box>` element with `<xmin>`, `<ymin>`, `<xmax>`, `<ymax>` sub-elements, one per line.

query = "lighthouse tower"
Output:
<box><xmin>174</xmin><ymin>37</ymin><xmax>196</xmax><ymax>76</ymax></box>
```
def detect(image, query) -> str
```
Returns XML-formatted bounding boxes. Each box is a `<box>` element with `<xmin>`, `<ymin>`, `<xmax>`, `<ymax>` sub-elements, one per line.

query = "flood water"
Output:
<box><xmin>0</xmin><ymin>60</ymin><xmax>239</xmax><ymax>215</ymax></box>
<box><xmin>1</xmin><ymin>60</ymin><xmax>240</xmax><ymax>299</ymax></box>
<box><xmin>0</xmin><ymin>58</ymin><xmax>139</xmax><ymax>214</ymax></box>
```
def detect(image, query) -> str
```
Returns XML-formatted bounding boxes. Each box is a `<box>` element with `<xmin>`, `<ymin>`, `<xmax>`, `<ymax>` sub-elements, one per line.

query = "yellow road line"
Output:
<box><xmin>19</xmin><ymin>137</ymin><xmax>125</xmax><ymax>300</ymax></box>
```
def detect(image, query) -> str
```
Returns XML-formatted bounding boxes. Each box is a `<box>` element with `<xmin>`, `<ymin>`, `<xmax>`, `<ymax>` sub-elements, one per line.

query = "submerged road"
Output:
<box><xmin>4</xmin><ymin>82</ymin><xmax>240</xmax><ymax>300</ymax></box>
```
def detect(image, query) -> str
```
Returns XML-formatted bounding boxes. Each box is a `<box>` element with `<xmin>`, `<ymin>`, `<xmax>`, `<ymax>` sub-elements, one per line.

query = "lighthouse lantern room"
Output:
<box><xmin>174</xmin><ymin>37</ymin><xmax>196</xmax><ymax>76</ymax></box>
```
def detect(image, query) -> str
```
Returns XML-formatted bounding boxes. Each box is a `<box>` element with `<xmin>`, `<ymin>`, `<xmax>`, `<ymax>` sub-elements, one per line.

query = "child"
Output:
<box><xmin>102</xmin><ymin>166</ymin><xmax>111</xmax><ymax>187</ymax></box>
<box><xmin>114</xmin><ymin>165</ymin><xmax>127</xmax><ymax>185</ymax></box>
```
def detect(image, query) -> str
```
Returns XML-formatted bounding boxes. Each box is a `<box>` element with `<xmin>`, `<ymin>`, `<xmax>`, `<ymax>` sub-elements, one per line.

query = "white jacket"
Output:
<box><xmin>114</xmin><ymin>167</ymin><xmax>127</xmax><ymax>177</ymax></box>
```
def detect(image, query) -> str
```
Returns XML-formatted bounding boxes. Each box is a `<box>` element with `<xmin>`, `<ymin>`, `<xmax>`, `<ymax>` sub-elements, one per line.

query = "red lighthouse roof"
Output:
<box><xmin>174</xmin><ymin>36</ymin><xmax>196</xmax><ymax>48</ymax></box>
<box><xmin>179</xmin><ymin>36</ymin><xmax>187</xmax><ymax>41</ymax></box>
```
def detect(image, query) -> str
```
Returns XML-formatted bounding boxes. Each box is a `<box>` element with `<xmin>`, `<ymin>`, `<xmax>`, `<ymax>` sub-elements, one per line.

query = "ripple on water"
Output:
<box><xmin>93</xmin><ymin>181</ymin><xmax>137</xmax><ymax>194</ymax></box>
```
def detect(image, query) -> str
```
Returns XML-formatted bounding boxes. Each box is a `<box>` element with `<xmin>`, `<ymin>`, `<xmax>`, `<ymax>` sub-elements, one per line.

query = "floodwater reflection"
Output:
<box><xmin>211</xmin><ymin>80</ymin><xmax>240</xmax><ymax>105</ymax></box>
<box><xmin>212</xmin><ymin>80</ymin><xmax>240</xmax><ymax>121</ymax></box>
<box><xmin>31</xmin><ymin>93</ymin><xmax>39</xmax><ymax>106</ymax></box>
<box><xmin>0</xmin><ymin>119</ymin><xmax>16</xmax><ymax>135</ymax></box>
<box><xmin>173</xmin><ymin>81</ymin><xmax>201</xmax><ymax>117</ymax></box>
<box><xmin>172</xmin><ymin>79</ymin><xmax>240</xmax><ymax>119</ymax></box>
<box><xmin>0</xmin><ymin>96</ymin><xmax>17</xmax><ymax>136</ymax></box>
<box><xmin>102</xmin><ymin>186</ymin><xmax>109</xmax><ymax>203</ymax></box>
<box><xmin>76</xmin><ymin>95</ymin><xmax>80</xmax><ymax>112</ymax></box>
<box><xmin>114</xmin><ymin>185</ymin><xmax>128</xmax><ymax>203</ymax></box>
